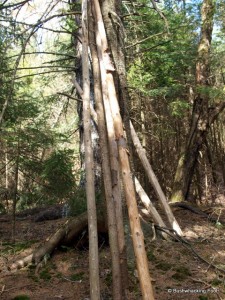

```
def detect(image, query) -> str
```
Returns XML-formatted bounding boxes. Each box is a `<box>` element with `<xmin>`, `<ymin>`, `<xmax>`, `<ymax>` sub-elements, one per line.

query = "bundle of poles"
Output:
<box><xmin>81</xmin><ymin>0</ymin><xmax>182</xmax><ymax>299</ymax></box>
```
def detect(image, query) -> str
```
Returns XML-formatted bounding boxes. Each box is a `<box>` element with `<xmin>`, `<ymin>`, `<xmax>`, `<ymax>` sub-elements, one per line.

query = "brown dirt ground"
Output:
<box><xmin>0</xmin><ymin>195</ymin><xmax>225</xmax><ymax>300</ymax></box>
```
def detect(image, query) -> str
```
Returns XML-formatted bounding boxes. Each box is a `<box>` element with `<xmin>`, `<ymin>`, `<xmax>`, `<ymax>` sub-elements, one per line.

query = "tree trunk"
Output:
<box><xmin>71</xmin><ymin>0</ymin><xmax>101</xmax><ymax>191</ymax></box>
<box><xmin>170</xmin><ymin>154</ymin><xmax>185</xmax><ymax>203</ymax></box>
<box><xmin>12</xmin><ymin>141</ymin><xmax>20</xmax><ymax>243</ymax></box>
<box><xmin>5</xmin><ymin>143</ymin><xmax>9</xmax><ymax>212</ymax></box>
<box><xmin>171</xmin><ymin>0</ymin><xmax>216</xmax><ymax>201</ymax></box>
<box><xmin>101</xmin><ymin>0</ymin><xmax>133</xmax><ymax>160</ymax></box>
<box><xmin>82</xmin><ymin>1</ymin><xmax>100</xmax><ymax>298</ymax></box>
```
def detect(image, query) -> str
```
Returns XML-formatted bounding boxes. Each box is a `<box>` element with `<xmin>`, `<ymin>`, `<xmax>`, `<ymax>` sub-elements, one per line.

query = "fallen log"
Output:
<box><xmin>0</xmin><ymin>204</ymin><xmax>64</xmax><ymax>222</ymax></box>
<box><xmin>8</xmin><ymin>203</ymin><xmax>165</xmax><ymax>272</ymax></box>
<box><xmin>34</xmin><ymin>205</ymin><xmax>63</xmax><ymax>222</ymax></box>
<box><xmin>169</xmin><ymin>202</ymin><xmax>225</xmax><ymax>224</ymax></box>
<box><xmin>9</xmin><ymin>212</ymin><xmax>88</xmax><ymax>271</ymax></box>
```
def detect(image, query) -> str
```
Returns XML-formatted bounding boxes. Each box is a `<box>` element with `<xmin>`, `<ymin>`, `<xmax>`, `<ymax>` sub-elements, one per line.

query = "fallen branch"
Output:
<box><xmin>170</xmin><ymin>201</ymin><xmax>225</xmax><ymax>225</ymax></box>
<box><xmin>8</xmin><ymin>212</ymin><xmax>88</xmax><ymax>271</ymax></box>
<box><xmin>155</xmin><ymin>225</ymin><xmax>225</xmax><ymax>275</ymax></box>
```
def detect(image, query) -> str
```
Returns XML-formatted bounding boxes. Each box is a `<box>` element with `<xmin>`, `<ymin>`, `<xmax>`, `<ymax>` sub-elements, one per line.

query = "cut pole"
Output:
<box><xmin>134</xmin><ymin>177</ymin><xmax>166</xmax><ymax>229</ymax></box>
<box><xmin>92</xmin><ymin>1</ymin><xmax>155</xmax><ymax>298</ymax></box>
<box><xmin>89</xmin><ymin>5</ymin><xmax>125</xmax><ymax>299</ymax></box>
<box><xmin>134</xmin><ymin>177</ymin><xmax>169</xmax><ymax>240</ymax></box>
<box><xmin>130</xmin><ymin>121</ymin><xmax>183</xmax><ymax>236</ymax></box>
<box><xmin>82</xmin><ymin>1</ymin><xmax>100</xmax><ymax>299</ymax></box>
<box><xmin>107</xmin><ymin>74</ymin><xmax>155</xmax><ymax>300</ymax></box>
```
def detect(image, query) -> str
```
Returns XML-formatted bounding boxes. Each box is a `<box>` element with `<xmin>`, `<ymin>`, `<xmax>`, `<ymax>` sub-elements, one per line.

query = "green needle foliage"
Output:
<box><xmin>41</xmin><ymin>149</ymin><xmax>76</xmax><ymax>199</ymax></box>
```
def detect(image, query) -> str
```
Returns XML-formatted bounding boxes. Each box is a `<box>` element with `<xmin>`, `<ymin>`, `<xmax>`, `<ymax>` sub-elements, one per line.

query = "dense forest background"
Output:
<box><xmin>0</xmin><ymin>0</ymin><xmax>225</xmax><ymax>212</ymax></box>
<box><xmin>0</xmin><ymin>0</ymin><xmax>225</xmax><ymax>299</ymax></box>
<box><xmin>0</xmin><ymin>0</ymin><xmax>225</xmax><ymax>213</ymax></box>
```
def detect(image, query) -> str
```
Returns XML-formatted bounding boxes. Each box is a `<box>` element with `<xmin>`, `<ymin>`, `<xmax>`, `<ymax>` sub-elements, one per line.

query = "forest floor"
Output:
<box><xmin>0</xmin><ymin>194</ymin><xmax>225</xmax><ymax>300</ymax></box>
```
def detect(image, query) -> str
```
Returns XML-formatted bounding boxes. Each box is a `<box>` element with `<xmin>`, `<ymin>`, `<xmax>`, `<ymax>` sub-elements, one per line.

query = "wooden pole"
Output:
<box><xmin>107</xmin><ymin>73</ymin><xmax>155</xmax><ymax>300</ymax></box>
<box><xmin>130</xmin><ymin>121</ymin><xmax>183</xmax><ymax>236</ymax></box>
<box><xmin>134</xmin><ymin>177</ymin><xmax>167</xmax><ymax>229</ymax></box>
<box><xmin>82</xmin><ymin>1</ymin><xmax>100</xmax><ymax>299</ymax></box>
<box><xmin>89</xmin><ymin>4</ymin><xmax>125</xmax><ymax>299</ymax></box>
<box><xmin>92</xmin><ymin>1</ymin><xmax>155</xmax><ymax>298</ymax></box>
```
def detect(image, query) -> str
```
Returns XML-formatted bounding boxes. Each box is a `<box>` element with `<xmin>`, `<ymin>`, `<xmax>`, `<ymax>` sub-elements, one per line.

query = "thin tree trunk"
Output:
<box><xmin>82</xmin><ymin>1</ymin><xmax>100</xmax><ymax>298</ymax></box>
<box><xmin>101</xmin><ymin>0</ymin><xmax>135</xmax><ymax>169</ymax></box>
<box><xmin>178</xmin><ymin>0</ymin><xmax>215</xmax><ymax>200</ymax></box>
<box><xmin>195</xmin><ymin>164</ymin><xmax>203</xmax><ymax>201</ymax></box>
<box><xmin>171</xmin><ymin>0</ymin><xmax>220</xmax><ymax>201</ymax></box>
<box><xmin>217</xmin><ymin>123</ymin><xmax>225</xmax><ymax>185</ymax></box>
<box><xmin>5</xmin><ymin>144</ymin><xmax>9</xmax><ymax>212</ymax></box>
<box><xmin>170</xmin><ymin>154</ymin><xmax>185</xmax><ymax>203</ymax></box>
<box><xmin>71</xmin><ymin>26</ymin><xmax>124</xmax><ymax>298</ymax></box>
<box><xmin>114</xmin><ymin>121</ymin><xmax>155</xmax><ymax>300</ymax></box>
<box><xmin>141</xmin><ymin>110</ymin><xmax>147</xmax><ymax>151</ymax></box>
<box><xmin>100</xmin><ymin>3</ymin><xmax>133</xmax><ymax>291</ymax></box>
<box><xmin>12</xmin><ymin>149</ymin><xmax>19</xmax><ymax>243</ymax></box>
<box><xmin>205</xmin><ymin>138</ymin><xmax>217</xmax><ymax>185</ymax></box>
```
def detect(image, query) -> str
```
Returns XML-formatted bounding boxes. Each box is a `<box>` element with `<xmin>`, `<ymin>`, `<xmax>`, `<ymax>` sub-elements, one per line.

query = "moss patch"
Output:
<box><xmin>13</xmin><ymin>295</ymin><xmax>30</xmax><ymax>300</ymax></box>
<box><xmin>156</xmin><ymin>261</ymin><xmax>172</xmax><ymax>271</ymax></box>
<box><xmin>211</xmin><ymin>278</ymin><xmax>222</xmax><ymax>286</ymax></box>
<box><xmin>39</xmin><ymin>268</ymin><xmax>52</xmax><ymax>281</ymax></box>
<box><xmin>70</xmin><ymin>272</ymin><xmax>85</xmax><ymax>281</ymax></box>
<box><xmin>1</xmin><ymin>241</ymin><xmax>36</xmax><ymax>254</ymax></box>
<box><xmin>147</xmin><ymin>249</ymin><xmax>157</xmax><ymax>262</ymax></box>
<box><xmin>172</xmin><ymin>266</ymin><xmax>191</xmax><ymax>281</ymax></box>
